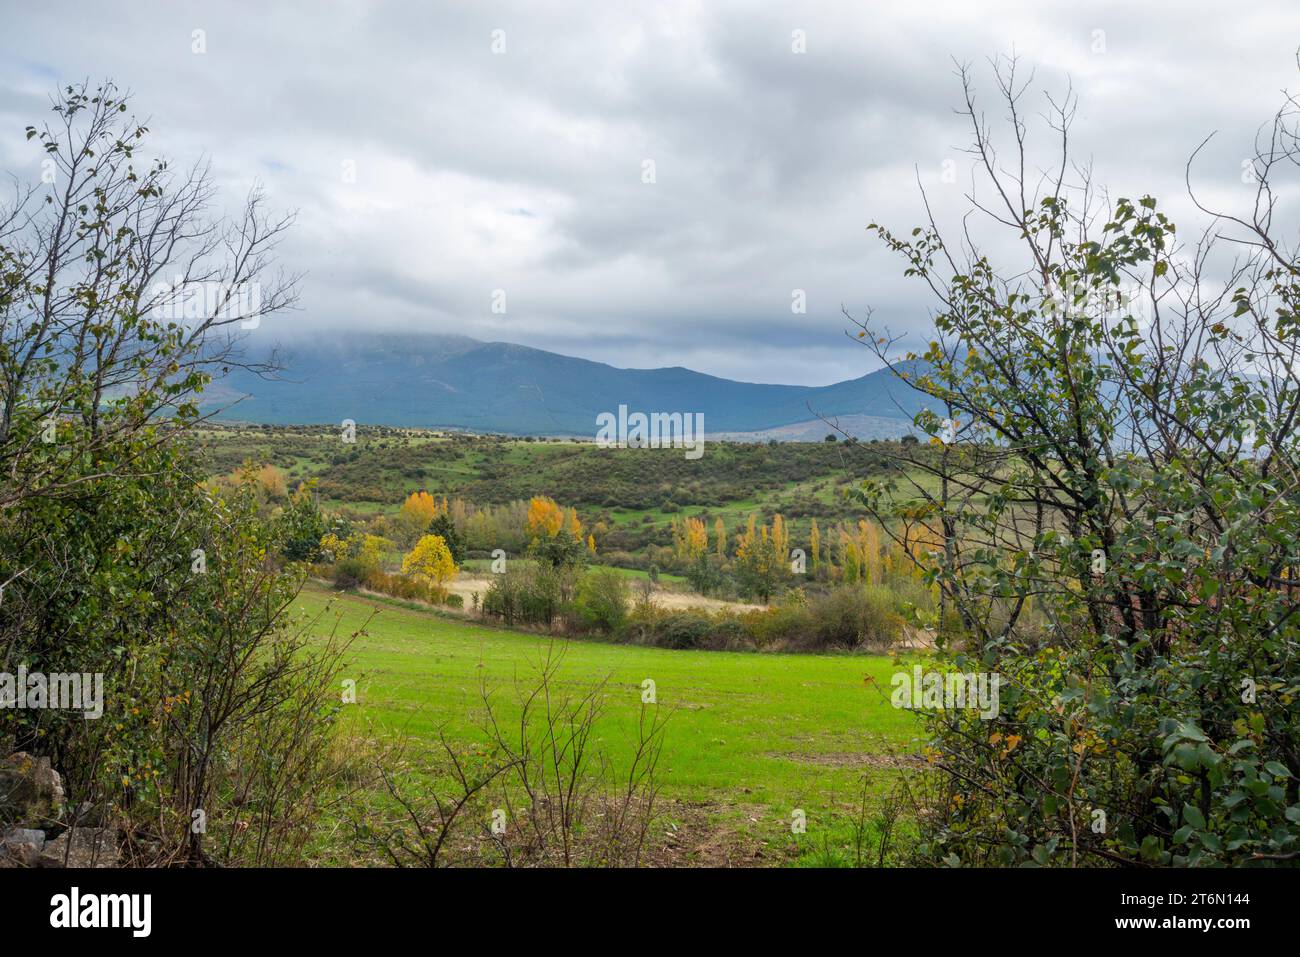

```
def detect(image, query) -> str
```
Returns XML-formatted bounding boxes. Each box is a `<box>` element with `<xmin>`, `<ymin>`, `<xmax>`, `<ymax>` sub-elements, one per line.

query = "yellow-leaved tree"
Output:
<box><xmin>734</xmin><ymin>513</ymin><xmax>788</xmax><ymax>603</ymax></box>
<box><xmin>394</xmin><ymin>490</ymin><xmax>445</xmax><ymax>546</ymax></box>
<box><xmin>401</xmin><ymin>490</ymin><xmax>442</xmax><ymax>526</ymax></box>
<box><xmin>320</xmin><ymin>531</ymin><xmax>387</xmax><ymax>570</ymax></box>
<box><xmin>525</xmin><ymin>496</ymin><xmax>589</xmax><ymax>569</ymax></box>
<box><xmin>671</xmin><ymin>516</ymin><xmax>709</xmax><ymax>562</ymax></box>
<box><xmin>401</xmin><ymin>534</ymin><xmax>458</xmax><ymax>597</ymax></box>
<box><xmin>526</xmin><ymin>495</ymin><xmax>566</xmax><ymax>538</ymax></box>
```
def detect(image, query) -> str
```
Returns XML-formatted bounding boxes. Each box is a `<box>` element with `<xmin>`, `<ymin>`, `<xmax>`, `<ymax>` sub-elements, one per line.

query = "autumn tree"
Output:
<box><xmin>402</xmin><ymin>534</ymin><xmax>458</xmax><ymax>596</ymax></box>
<box><xmin>526</xmin><ymin>495</ymin><xmax>588</xmax><ymax>570</ymax></box>
<box><xmin>395</xmin><ymin>490</ymin><xmax>443</xmax><ymax>545</ymax></box>
<box><xmin>671</xmin><ymin>516</ymin><xmax>709</xmax><ymax>563</ymax></box>
<box><xmin>526</xmin><ymin>495</ymin><xmax>566</xmax><ymax>538</ymax></box>
<box><xmin>401</xmin><ymin>490</ymin><xmax>442</xmax><ymax>525</ymax></box>
<box><xmin>734</xmin><ymin>513</ymin><xmax>789</xmax><ymax>603</ymax></box>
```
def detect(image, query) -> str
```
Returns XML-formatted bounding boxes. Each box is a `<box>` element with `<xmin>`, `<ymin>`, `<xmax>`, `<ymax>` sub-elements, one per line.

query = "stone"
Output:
<box><xmin>1</xmin><ymin>827</ymin><xmax>46</xmax><ymax>866</ymax></box>
<box><xmin>37</xmin><ymin>826</ymin><xmax>119</xmax><ymax>868</ymax></box>
<box><xmin>0</xmin><ymin>752</ymin><xmax>64</xmax><ymax>828</ymax></box>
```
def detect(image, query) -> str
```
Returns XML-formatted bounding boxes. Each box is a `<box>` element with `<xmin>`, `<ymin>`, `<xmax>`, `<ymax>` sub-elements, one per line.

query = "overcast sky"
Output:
<box><xmin>3</xmin><ymin>1</ymin><xmax>1300</xmax><ymax>385</ymax></box>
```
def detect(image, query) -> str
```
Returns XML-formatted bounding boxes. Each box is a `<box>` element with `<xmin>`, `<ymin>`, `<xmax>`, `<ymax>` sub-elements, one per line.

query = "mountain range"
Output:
<box><xmin>205</xmin><ymin>332</ymin><xmax>929</xmax><ymax>440</ymax></box>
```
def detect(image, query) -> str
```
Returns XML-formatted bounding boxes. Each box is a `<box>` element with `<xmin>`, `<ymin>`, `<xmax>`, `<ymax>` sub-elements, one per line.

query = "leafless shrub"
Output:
<box><xmin>353</xmin><ymin>641</ymin><xmax>669</xmax><ymax>868</ymax></box>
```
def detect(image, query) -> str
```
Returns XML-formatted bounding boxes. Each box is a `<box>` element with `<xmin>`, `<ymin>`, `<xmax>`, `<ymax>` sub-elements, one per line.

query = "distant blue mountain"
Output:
<box><xmin>205</xmin><ymin>332</ymin><xmax>930</xmax><ymax>438</ymax></box>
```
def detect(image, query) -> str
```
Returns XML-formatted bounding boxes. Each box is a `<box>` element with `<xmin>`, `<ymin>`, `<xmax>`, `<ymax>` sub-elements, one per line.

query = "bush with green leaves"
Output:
<box><xmin>684</xmin><ymin>555</ymin><xmax>728</xmax><ymax>596</ymax></box>
<box><xmin>572</xmin><ymin>567</ymin><xmax>630</xmax><ymax>633</ymax></box>
<box><xmin>857</xmin><ymin>58</ymin><xmax>1300</xmax><ymax>866</ymax></box>
<box><xmin>745</xmin><ymin>585</ymin><xmax>902</xmax><ymax>652</ymax></box>
<box><xmin>481</xmin><ymin>563</ymin><xmax>574</xmax><ymax>628</ymax></box>
<box><xmin>528</xmin><ymin>529</ymin><xmax>590</xmax><ymax>570</ymax></box>
<box><xmin>278</xmin><ymin>481</ymin><xmax>328</xmax><ymax>562</ymax></box>
<box><xmin>0</xmin><ymin>82</ymin><xmax>345</xmax><ymax>866</ymax></box>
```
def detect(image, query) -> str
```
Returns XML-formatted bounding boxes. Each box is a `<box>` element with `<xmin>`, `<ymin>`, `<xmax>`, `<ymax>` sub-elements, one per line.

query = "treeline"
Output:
<box><xmin>229</xmin><ymin>458</ymin><xmax>944</xmax><ymax>613</ymax></box>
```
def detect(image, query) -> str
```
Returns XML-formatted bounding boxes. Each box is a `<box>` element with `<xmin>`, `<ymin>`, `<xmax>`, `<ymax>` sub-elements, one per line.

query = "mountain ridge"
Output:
<box><xmin>206</xmin><ymin>332</ymin><xmax>929</xmax><ymax>439</ymax></box>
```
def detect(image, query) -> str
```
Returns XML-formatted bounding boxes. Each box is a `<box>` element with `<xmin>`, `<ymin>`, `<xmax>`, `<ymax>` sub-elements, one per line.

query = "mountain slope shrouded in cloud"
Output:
<box><xmin>206</xmin><ymin>332</ymin><xmax>930</xmax><ymax>438</ymax></box>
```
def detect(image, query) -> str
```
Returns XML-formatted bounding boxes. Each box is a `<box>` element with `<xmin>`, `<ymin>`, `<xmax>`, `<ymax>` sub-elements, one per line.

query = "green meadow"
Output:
<box><xmin>296</xmin><ymin>581</ymin><xmax>928</xmax><ymax>864</ymax></box>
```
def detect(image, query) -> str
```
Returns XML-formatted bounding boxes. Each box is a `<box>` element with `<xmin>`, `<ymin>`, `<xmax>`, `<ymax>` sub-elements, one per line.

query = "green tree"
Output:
<box><xmin>574</xmin><ymin>567</ymin><xmax>630</xmax><ymax>633</ymax></box>
<box><xmin>427</xmin><ymin>511</ymin><xmax>466</xmax><ymax>565</ymax></box>
<box><xmin>279</xmin><ymin>481</ymin><xmax>327</xmax><ymax>562</ymax></box>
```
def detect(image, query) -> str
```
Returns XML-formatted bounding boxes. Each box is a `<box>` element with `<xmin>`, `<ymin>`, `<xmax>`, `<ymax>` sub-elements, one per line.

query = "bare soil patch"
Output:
<box><xmin>767</xmin><ymin>751</ymin><xmax>923</xmax><ymax>770</ymax></box>
<box><xmin>446</xmin><ymin>575</ymin><xmax>764</xmax><ymax>614</ymax></box>
<box><xmin>642</xmin><ymin>800</ymin><xmax>778</xmax><ymax>867</ymax></box>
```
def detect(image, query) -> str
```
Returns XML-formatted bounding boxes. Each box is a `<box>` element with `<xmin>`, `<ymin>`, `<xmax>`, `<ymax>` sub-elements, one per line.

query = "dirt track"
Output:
<box><xmin>447</xmin><ymin>575</ymin><xmax>764</xmax><ymax>614</ymax></box>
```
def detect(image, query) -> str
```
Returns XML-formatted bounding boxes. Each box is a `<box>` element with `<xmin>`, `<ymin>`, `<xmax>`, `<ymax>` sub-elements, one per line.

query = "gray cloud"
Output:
<box><xmin>3</xmin><ymin>0</ymin><xmax>1299</xmax><ymax>384</ymax></box>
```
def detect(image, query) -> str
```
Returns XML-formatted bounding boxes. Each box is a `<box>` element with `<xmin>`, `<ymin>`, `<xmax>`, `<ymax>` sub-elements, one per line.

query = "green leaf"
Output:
<box><xmin>1139</xmin><ymin>835</ymin><xmax>1164</xmax><ymax>862</ymax></box>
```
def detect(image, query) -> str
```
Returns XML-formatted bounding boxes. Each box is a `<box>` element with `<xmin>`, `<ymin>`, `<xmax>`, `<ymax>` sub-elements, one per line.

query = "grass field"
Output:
<box><xmin>296</xmin><ymin>581</ymin><xmax>928</xmax><ymax>865</ymax></box>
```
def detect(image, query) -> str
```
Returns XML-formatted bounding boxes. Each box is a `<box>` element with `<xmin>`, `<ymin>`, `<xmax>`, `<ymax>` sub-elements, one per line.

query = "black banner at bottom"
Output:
<box><xmin>0</xmin><ymin>865</ymin><xmax>1286</xmax><ymax>944</ymax></box>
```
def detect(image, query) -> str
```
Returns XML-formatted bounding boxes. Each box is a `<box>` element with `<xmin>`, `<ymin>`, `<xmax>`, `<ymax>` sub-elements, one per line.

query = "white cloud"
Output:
<box><xmin>3</xmin><ymin>0</ymin><xmax>1300</xmax><ymax>384</ymax></box>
